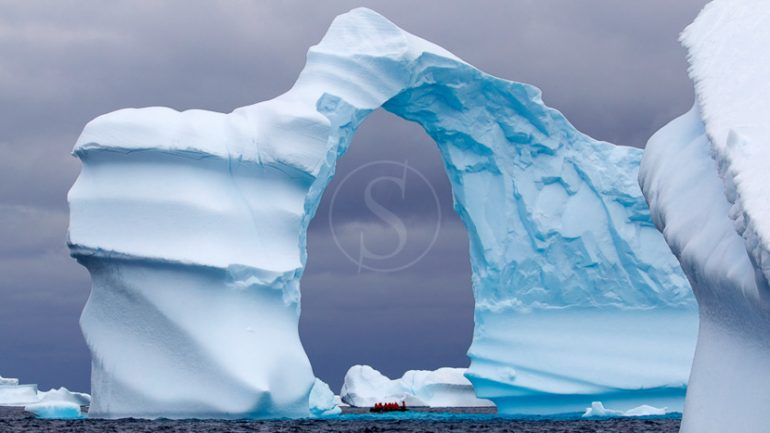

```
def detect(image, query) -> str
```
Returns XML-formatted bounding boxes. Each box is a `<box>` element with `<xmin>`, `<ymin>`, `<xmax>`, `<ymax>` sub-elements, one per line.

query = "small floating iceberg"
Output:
<box><xmin>582</xmin><ymin>401</ymin><xmax>667</xmax><ymax>418</ymax></box>
<box><xmin>0</xmin><ymin>375</ymin><xmax>39</xmax><ymax>406</ymax></box>
<box><xmin>340</xmin><ymin>365</ymin><xmax>494</xmax><ymax>408</ymax></box>
<box><xmin>24</xmin><ymin>387</ymin><xmax>91</xmax><ymax>419</ymax></box>
<box><xmin>309</xmin><ymin>378</ymin><xmax>341</xmax><ymax>417</ymax></box>
<box><xmin>24</xmin><ymin>386</ymin><xmax>91</xmax><ymax>419</ymax></box>
<box><xmin>24</xmin><ymin>401</ymin><xmax>85</xmax><ymax>420</ymax></box>
<box><xmin>1</xmin><ymin>373</ymin><xmax>90</xmax><ymax>419</ymax></box>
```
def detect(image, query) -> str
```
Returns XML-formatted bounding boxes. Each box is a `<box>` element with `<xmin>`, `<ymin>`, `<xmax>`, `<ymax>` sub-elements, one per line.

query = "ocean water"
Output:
<box><xmin>0</xmin><ymin>407</ymin><xmax>681</xmax><ymax>433</ymax></box>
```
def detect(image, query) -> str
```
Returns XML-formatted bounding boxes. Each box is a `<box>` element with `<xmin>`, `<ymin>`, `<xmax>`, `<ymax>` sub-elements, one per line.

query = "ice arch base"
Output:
<box><xmin>68</xmin><ymin>8</ymin><xmax>695</xmax><ymax>418</ymax></box>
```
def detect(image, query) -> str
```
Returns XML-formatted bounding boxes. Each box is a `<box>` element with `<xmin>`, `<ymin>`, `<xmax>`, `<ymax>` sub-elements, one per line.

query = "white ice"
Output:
<box><xmin>37</xmin><ymin>387</ymin><xmax>92</xmax><ymax>407</ymax></box>
<box><xmin>0</xmin><ymin>376</ymin><xmax>19</xmax><ymax>386</ymax></box>
<box><xmin>639</xmin><ymin>1</ymin><xmax>770</xmax><ymax>432</ymax></box>
<box><xmin>0</xmin><ymin>374</ymin><xmax>91</xmax><ymax>416</ymax></box>
<box><xmin>24</xmin><ymin>401</ymin><xmax>84</xmax><ymax>420</ymax></box>
<box><xmin>0</xmin><ymin>384</ymin><xmax>38</xmax><ymax>406</ymax></box>
<box><xmin>308</xmin><ymin>378</ymin><xmax>341</xmax><ymax>417</ymax></box>
<box><xmin>68</xmin><ymin>7</ymin><xmax>696</xmax><ymax>418</ymax></box>
<box><xmin>582</xmin><ymin>401</ymin><xmax>667</xmax><ymax>418</ymax></box>
<box><xmin>340</xmin><ymin>364</ymin><xmax>495</xmax><ymax>408</ymax></box>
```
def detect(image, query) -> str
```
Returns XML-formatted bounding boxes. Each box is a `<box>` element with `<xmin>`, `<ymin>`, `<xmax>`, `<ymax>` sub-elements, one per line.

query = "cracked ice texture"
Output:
<box><xmin>640</xmin><ymin>1</ymin><xmax>770</xmax><ymax>432</ymax></box>
<box><xmin>68</xmin><ymin>8</ymin><xmax>695</xmax><ymax>418</ymax></box>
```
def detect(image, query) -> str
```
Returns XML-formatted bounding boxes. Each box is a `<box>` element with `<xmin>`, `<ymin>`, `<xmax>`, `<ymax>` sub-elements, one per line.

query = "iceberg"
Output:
<box><xmin>340</xmin><ymin>365</ymin><xmax>493</xmax><ymax>408</ymax></box>
<box><xmin>0</xmin><ymin>382</ymin><xmax>38</xmax><ymax>406</ymax></box>
<box><xmin>23</xmin><ymin>387</ymin><xmax>91</xmax><ymax>420</ymax></box>
<box><xmin>639</xmin><ymin>1</ymin><xmax>770</xmax><ymax>432</ymax></box>
<box><xmin>340</xmin><ymin>365</ymin><xmax>421</xmax><ymax>407</ymax></box>
<box><xmin>0</xmin><ymin>373</ymin><xmax>91</xmax><ymax>418</ymax></box>
<box><xmin>308</xmin><ymin>378</ymin><xmax>341</xmax><ymax>417</ymax></box>
<box><xmin>24</xmin><ymin>401</ymin><xmax>85</xmax><ymax>420</ymax></box>
<box><xmin>581</xmin><ymin>401</ymin><xmax>667</xmax><ymax>418</ymax></box>
<box><xmin>68</xmin><ymin>7</ymin><xmax>696</xmax><ymax>418</ymax></box>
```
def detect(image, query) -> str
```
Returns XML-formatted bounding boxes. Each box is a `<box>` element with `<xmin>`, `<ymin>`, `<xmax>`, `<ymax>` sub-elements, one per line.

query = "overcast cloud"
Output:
<box><xmin>0</xmin><ymin>0</ymin><xmax>707</xmax><ymax>392</ymax></box>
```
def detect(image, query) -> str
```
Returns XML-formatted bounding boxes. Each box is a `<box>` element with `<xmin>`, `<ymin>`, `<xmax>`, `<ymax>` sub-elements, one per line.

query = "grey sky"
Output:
<box><xmin>0</xmin><ymin>0</ymin><xmax>707</xmax><ymax>392</ymax></box>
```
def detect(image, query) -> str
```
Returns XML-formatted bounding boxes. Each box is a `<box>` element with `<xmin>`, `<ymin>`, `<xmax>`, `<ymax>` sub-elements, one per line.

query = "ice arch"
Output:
<box><xmin>68</xmin><ymin>8</ymin><xmax>696</xmax><ymax>418</ymax></box>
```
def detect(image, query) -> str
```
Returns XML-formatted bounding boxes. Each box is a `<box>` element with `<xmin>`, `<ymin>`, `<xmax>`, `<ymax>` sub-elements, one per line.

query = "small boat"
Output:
<box><xmin>370</xmin><ymin>401</ymin><xmax>407</xmax><ymax>413</ymax></box>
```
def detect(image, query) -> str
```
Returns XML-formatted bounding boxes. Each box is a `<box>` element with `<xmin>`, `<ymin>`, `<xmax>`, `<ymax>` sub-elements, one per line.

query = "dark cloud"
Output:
<box><xmin>0</xmin><ymin>0</ymin><xmax>708</xmax><ymax>392</ymax></box>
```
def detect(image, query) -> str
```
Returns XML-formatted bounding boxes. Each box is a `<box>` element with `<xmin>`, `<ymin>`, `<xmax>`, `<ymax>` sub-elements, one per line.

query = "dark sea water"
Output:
<box><xmin>0</xmin><ymin>407</ymin><xmax>681</xmax><ymax>433</ymax></box>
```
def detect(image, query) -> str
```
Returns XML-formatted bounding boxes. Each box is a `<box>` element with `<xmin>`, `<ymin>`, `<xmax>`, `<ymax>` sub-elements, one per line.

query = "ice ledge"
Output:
<box><xmin>70</xmin><ymin>245</ymin><xmax>302</xmax><ymax>306</ymax></box>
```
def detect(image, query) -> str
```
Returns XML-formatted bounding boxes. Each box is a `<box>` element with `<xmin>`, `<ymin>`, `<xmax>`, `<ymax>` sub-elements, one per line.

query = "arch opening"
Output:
<box><xmin>299</xmin><ymin>109</ymin><xmax>474</xmax><ymax>394</ymax></box>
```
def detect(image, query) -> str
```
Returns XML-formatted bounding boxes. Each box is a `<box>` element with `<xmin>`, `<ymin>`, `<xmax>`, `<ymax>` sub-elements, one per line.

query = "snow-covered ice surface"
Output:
<box><xmin>68</xmin><ymin>8</ymin><xmax>696</xmax><ymax>418</ymax></box>
<box><xmin>340</xmin><ymin>365</ymin><xmax>494</xmax><ymax>408</ymax></box>
<box><xmin>639</xmin><ymin>1</ymin><xmax>770</xmax><ymax>432</ymax></box>
<box><xmin>36</xmin><ymin>388</ymin><xmax>91</xmax><ymax>407</ymax></box>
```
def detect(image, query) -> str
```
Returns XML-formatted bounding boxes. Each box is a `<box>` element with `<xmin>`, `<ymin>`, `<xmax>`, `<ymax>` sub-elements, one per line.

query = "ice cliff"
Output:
<box><xmin>639</xmin><ymin>1</ymin><xmax>770</xmax><ymax>432</ymax></box>
<box><xmin>68</xmin><ymin>8</ymin><xmax>695</xmax><ymax>418</ymax></box>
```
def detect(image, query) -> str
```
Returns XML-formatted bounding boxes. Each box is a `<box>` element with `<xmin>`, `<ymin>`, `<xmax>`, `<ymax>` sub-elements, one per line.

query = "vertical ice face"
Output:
<box><xmin>640</xmin><ymin>1</ymin><xmax>770</xmax><ymax>432</ymax></box>
<box><xmin>68</xmin><ymin>8</ymin><xmax>695</xmax><ymax>418</ymax></box>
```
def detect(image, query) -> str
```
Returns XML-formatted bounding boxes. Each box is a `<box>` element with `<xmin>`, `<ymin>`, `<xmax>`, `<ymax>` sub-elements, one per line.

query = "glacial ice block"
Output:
<box><xmin>309</xmin><ymin>379</ymin><xmax>341</xmax><ymax>417</ymax></box>
<box><xmin>0</xmin><ymin>384</ymin><xmax>38</xmax><ymax>406</ymax></box>
<box><xmin>581</xmin><ymin>401</ymin><xmax>667</xmax><ymax>418</ymax></box>
<box><xmin>69</xmin><ymin>7</ymin><xmax>696</xmax><ymax>418</ymax></box>
<box><xmin>23</xmin><ymin>387</ymin><xmax>91</xmax><ymax>420</ymax></box>
<box><xmin>25</xmin><ymin>401</ymin><xmax>85</xmax><ymax>420</ymax></box>
<box><xmin>639</xmin><ymin>1</ymin><xmax>770</xmax><ymax>432</ymax></box>
<box><xmin>0</xmin><ymin>375</ymin><xmax>91</xmax><ymax>409</ymax></box>
<box><xmin>340</xmin><ymin>365</ymin><xmax>494</xmax><ymax>408</ymax></box>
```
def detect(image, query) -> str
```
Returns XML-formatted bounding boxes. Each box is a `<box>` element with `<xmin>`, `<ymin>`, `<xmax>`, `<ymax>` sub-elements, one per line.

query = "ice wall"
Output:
<box><xmin>69</xmin><ymin>8</ymin><xmax>695</xmax><ymax>418</ymax></box>
<box><xmin>639</xmin><ymin>1</ymin><xmax>770</xmax><ymax>432</ymax></box>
